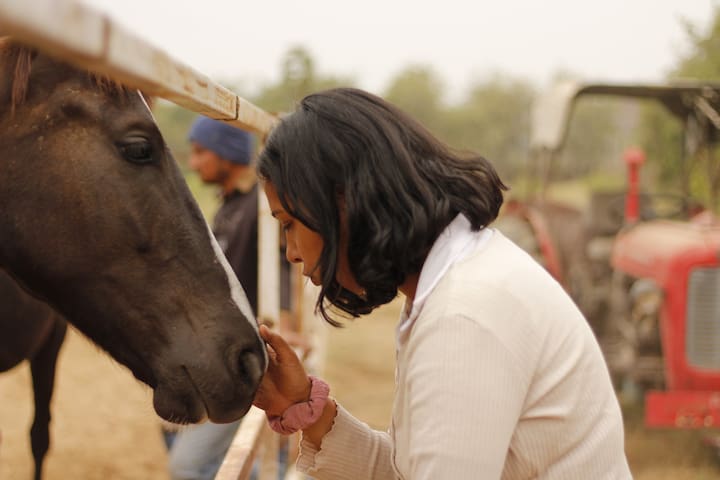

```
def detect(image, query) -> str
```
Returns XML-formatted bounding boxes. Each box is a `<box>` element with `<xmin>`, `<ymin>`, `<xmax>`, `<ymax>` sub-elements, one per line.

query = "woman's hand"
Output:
<box><xmin>253</xmin><ymin>325</ymin><xmax>312</xmax><ymax>417</ymax></box>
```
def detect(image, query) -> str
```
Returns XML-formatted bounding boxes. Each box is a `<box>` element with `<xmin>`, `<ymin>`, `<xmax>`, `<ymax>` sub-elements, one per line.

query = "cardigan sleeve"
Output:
<box><xmin>296</xmin><ymin>404</ymin><xmax>396</xmax><ymax>479</ymax></box>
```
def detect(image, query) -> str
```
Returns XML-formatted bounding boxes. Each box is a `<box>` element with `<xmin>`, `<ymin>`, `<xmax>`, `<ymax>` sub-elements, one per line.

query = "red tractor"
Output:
<box><xmin>497</xmin><ymin>81</ymin><xmax>720</xmax><ymax>428</ymax></box>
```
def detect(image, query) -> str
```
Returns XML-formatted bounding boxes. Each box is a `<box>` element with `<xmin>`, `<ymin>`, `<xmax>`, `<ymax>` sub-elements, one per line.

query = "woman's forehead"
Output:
<box><xmin>263</xmin><ymin>182</ymin><xmax>287</xmax><ymax>213</ymax></box>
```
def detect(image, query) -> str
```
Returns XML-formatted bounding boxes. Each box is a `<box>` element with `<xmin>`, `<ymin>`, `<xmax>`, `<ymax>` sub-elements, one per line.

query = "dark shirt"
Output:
<box><xmin>212</xmin><ymin>184</ymin><xmax>258</xmax><ymax>316</ymax></box>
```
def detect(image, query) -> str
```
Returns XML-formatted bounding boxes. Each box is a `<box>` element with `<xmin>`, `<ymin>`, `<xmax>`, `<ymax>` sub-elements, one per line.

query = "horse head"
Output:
<box><xmin>0</xmin><ymin>40</ymin><xmax>267</xmax><ymax>424</ymax></box>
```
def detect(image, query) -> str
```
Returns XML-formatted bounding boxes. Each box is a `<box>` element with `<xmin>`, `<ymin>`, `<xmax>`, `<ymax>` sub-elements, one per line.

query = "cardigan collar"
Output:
<box><xmin>396</xmin><ymin>214</ymin><xmax>493</xmax><ymax>347</ymax></box>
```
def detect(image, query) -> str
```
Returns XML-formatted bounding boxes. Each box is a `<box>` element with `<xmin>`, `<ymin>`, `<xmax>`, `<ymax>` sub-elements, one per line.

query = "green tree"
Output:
<box><xmin>558</xmin><ymin>97</ymin><xmax>627</xmax><ymax>180</ymax></box>
<box><xmin>671</xmin><ymin>7</ymin><xmax>720</xmax><ymax>80</ymax></box>
<box><xmin>636</xmin><ymin>102</ymin><xmax>684</xmax><ymax>188</ymax></box>
<box><xmin>443</xmin><ymin>76</ymin><xmax>534</xmax><ymax>180</ymax></box>
<box><xmin>531</xmin><ymin>72</ymin><xmax>626</xmax><ymax>184</ymax></box>
<box><xmin>252</xmin><ymin>46</ymin><xmax>354</xmax><ymax>114</ymax></box>
<box><xmin>383</xmin><ymin>65</ymin><xmax>445</xmax><ymax>134</ymax></box>
<box><xmin>383</xmin><ymin>68</ymin><xmax>534</xmax><ymax>181</ymax></box>
<box><xmin>636</xmin><ymin>7</ymin><xmax>720</xmax><ymax>204</ymax></box>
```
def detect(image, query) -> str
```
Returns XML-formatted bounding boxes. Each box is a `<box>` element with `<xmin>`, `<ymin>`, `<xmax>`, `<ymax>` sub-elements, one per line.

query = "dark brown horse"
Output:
<box><xmin>0</xmin><ymin>37</ymin><xmax>267</xmax><ymax>470</ymax></box>
<box><xmin>0</xmin><ymin>270</ymin><xmax>66</xmax><ymax>480</ymax></box>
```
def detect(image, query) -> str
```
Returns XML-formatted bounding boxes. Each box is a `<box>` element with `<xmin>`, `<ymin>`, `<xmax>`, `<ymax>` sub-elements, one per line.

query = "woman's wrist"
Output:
<box><xmin>272</xmin><ymin>377</ymin><xmax>312</xmax><ymax>415</ymax></box>
<box><xmin>301</xmin><ymin>397</ymin><xmax>338</xmax><ymax>449</ymax></box>
<box><xmin>267</xmin><ymin>376</ymin><xmax>330</xmax><ymax>435</ymax></box>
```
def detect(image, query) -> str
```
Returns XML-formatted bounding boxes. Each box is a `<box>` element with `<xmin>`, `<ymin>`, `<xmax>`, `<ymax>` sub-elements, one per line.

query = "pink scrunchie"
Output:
<box><xmin>267</xmin><ymin>376</ymin><xmax>330</xmax><ymax>435</ymax></box>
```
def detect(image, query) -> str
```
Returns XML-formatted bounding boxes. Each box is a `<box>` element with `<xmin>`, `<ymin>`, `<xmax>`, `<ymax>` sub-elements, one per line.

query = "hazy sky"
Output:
<box><xmin>82</xmin><ymin>0</ymin><xmax>716</xmax><ymax>98</ymax></box>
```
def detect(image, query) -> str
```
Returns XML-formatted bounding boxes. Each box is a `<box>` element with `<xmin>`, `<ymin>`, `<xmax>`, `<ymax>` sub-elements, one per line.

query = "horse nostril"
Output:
<box><xmin>237</xmin><ymin>349</ymin><xmax>263</xmax><ymax>384</ymax></box>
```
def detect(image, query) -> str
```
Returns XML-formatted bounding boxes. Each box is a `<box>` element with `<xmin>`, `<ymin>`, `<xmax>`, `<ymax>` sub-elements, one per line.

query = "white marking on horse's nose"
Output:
<box><xmin>205</xmin><ymin>223</ymin><xmax>257</xmax><ymax>331</ymax></box>
<box><xmin>137</xmin><ymin>90</ymin><xmax>156</xmax><ymax>119</ymax></box>
<box><xmin>207</xmin><ymin>223</ymin><xmax>269</xmax><ymax>369</ymax></box>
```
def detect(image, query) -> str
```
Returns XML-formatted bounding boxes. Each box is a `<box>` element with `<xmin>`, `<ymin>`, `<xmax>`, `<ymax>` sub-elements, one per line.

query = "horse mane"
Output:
<box><xmin>0</xmin><ymin>38</ymin><xmax>133</xmax><ymax>114</ymax></box>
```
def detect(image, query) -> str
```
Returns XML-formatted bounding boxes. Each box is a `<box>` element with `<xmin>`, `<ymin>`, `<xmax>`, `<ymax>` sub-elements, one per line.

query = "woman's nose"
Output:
<box><xmin>285</xmin><ymin>242</ymin><xmax>302</xmax><ymax>264</ymax></box>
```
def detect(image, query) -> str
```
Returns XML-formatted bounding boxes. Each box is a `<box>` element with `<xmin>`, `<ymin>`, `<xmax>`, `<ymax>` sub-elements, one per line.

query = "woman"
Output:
<box><xmin>253</xmin><ymin>88</ymin><xmax>631</xmax><ymax>479</ymax></box>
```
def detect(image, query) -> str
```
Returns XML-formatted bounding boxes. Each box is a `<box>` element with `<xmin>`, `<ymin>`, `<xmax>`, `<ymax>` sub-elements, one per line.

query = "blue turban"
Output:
<box><xmin>188</xmin><ymin>116</ymin><xmax>254</xmax><ymax>165</ymax></box>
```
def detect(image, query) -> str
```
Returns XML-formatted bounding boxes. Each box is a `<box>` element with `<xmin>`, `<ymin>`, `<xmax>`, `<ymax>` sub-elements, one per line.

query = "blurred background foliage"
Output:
<box><xmin>154</xmin><ymin>7</ymin><xmax>720</xmax><ymax>215</ymax></box>
<box><xmin>636</xmin><ymin>7</ymin><xmax>720</xmax><ymax>207</ymax></box>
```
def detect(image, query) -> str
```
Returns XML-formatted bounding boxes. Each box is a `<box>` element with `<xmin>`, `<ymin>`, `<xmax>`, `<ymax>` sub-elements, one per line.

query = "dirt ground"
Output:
<box><xmin>0</xmin><ymin>328</ymin><xmax>170</xmax><ymax>480</ymax></box>
<box><xmin>2</xmin><ymin>299</ymin><xmax>720</xmax><ymax>479</ymax></box>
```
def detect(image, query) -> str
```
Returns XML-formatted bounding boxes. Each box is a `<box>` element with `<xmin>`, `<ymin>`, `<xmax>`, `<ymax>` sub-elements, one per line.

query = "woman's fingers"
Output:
<box><xmin>260</xmin><ymin>325</ymin><xmax>301</xmax><ymax>366</ymax></box>
<box><xmin>256</xmin><ymin>325</ymin><xmax>312</xmax><ymax>413</ymax></box>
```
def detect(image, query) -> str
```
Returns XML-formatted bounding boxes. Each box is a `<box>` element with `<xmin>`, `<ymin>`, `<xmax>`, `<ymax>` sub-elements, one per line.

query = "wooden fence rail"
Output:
<box><xmin>0</xmin><ymin>1</ymin><xmax>317</xmax><ymax>479</ymax></box>
<box><xmin>0</xmin><ymin>0</ymin><xmax>278</xmax><ymax>135</ymax></box>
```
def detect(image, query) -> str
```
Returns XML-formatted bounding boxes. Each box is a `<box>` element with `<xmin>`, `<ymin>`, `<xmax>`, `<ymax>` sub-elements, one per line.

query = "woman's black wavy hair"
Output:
<box><xmin>257</xmin><ymin>87</ymin><xmax>507</xmax><ymax>326</ymax></box>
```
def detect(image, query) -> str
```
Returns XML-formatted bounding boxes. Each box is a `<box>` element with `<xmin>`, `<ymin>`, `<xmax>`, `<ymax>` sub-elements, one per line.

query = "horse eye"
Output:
<box><xmin>118</xmin><ymin>141</ymin><xmax>155</xmax><ymax>164</ymax></box>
